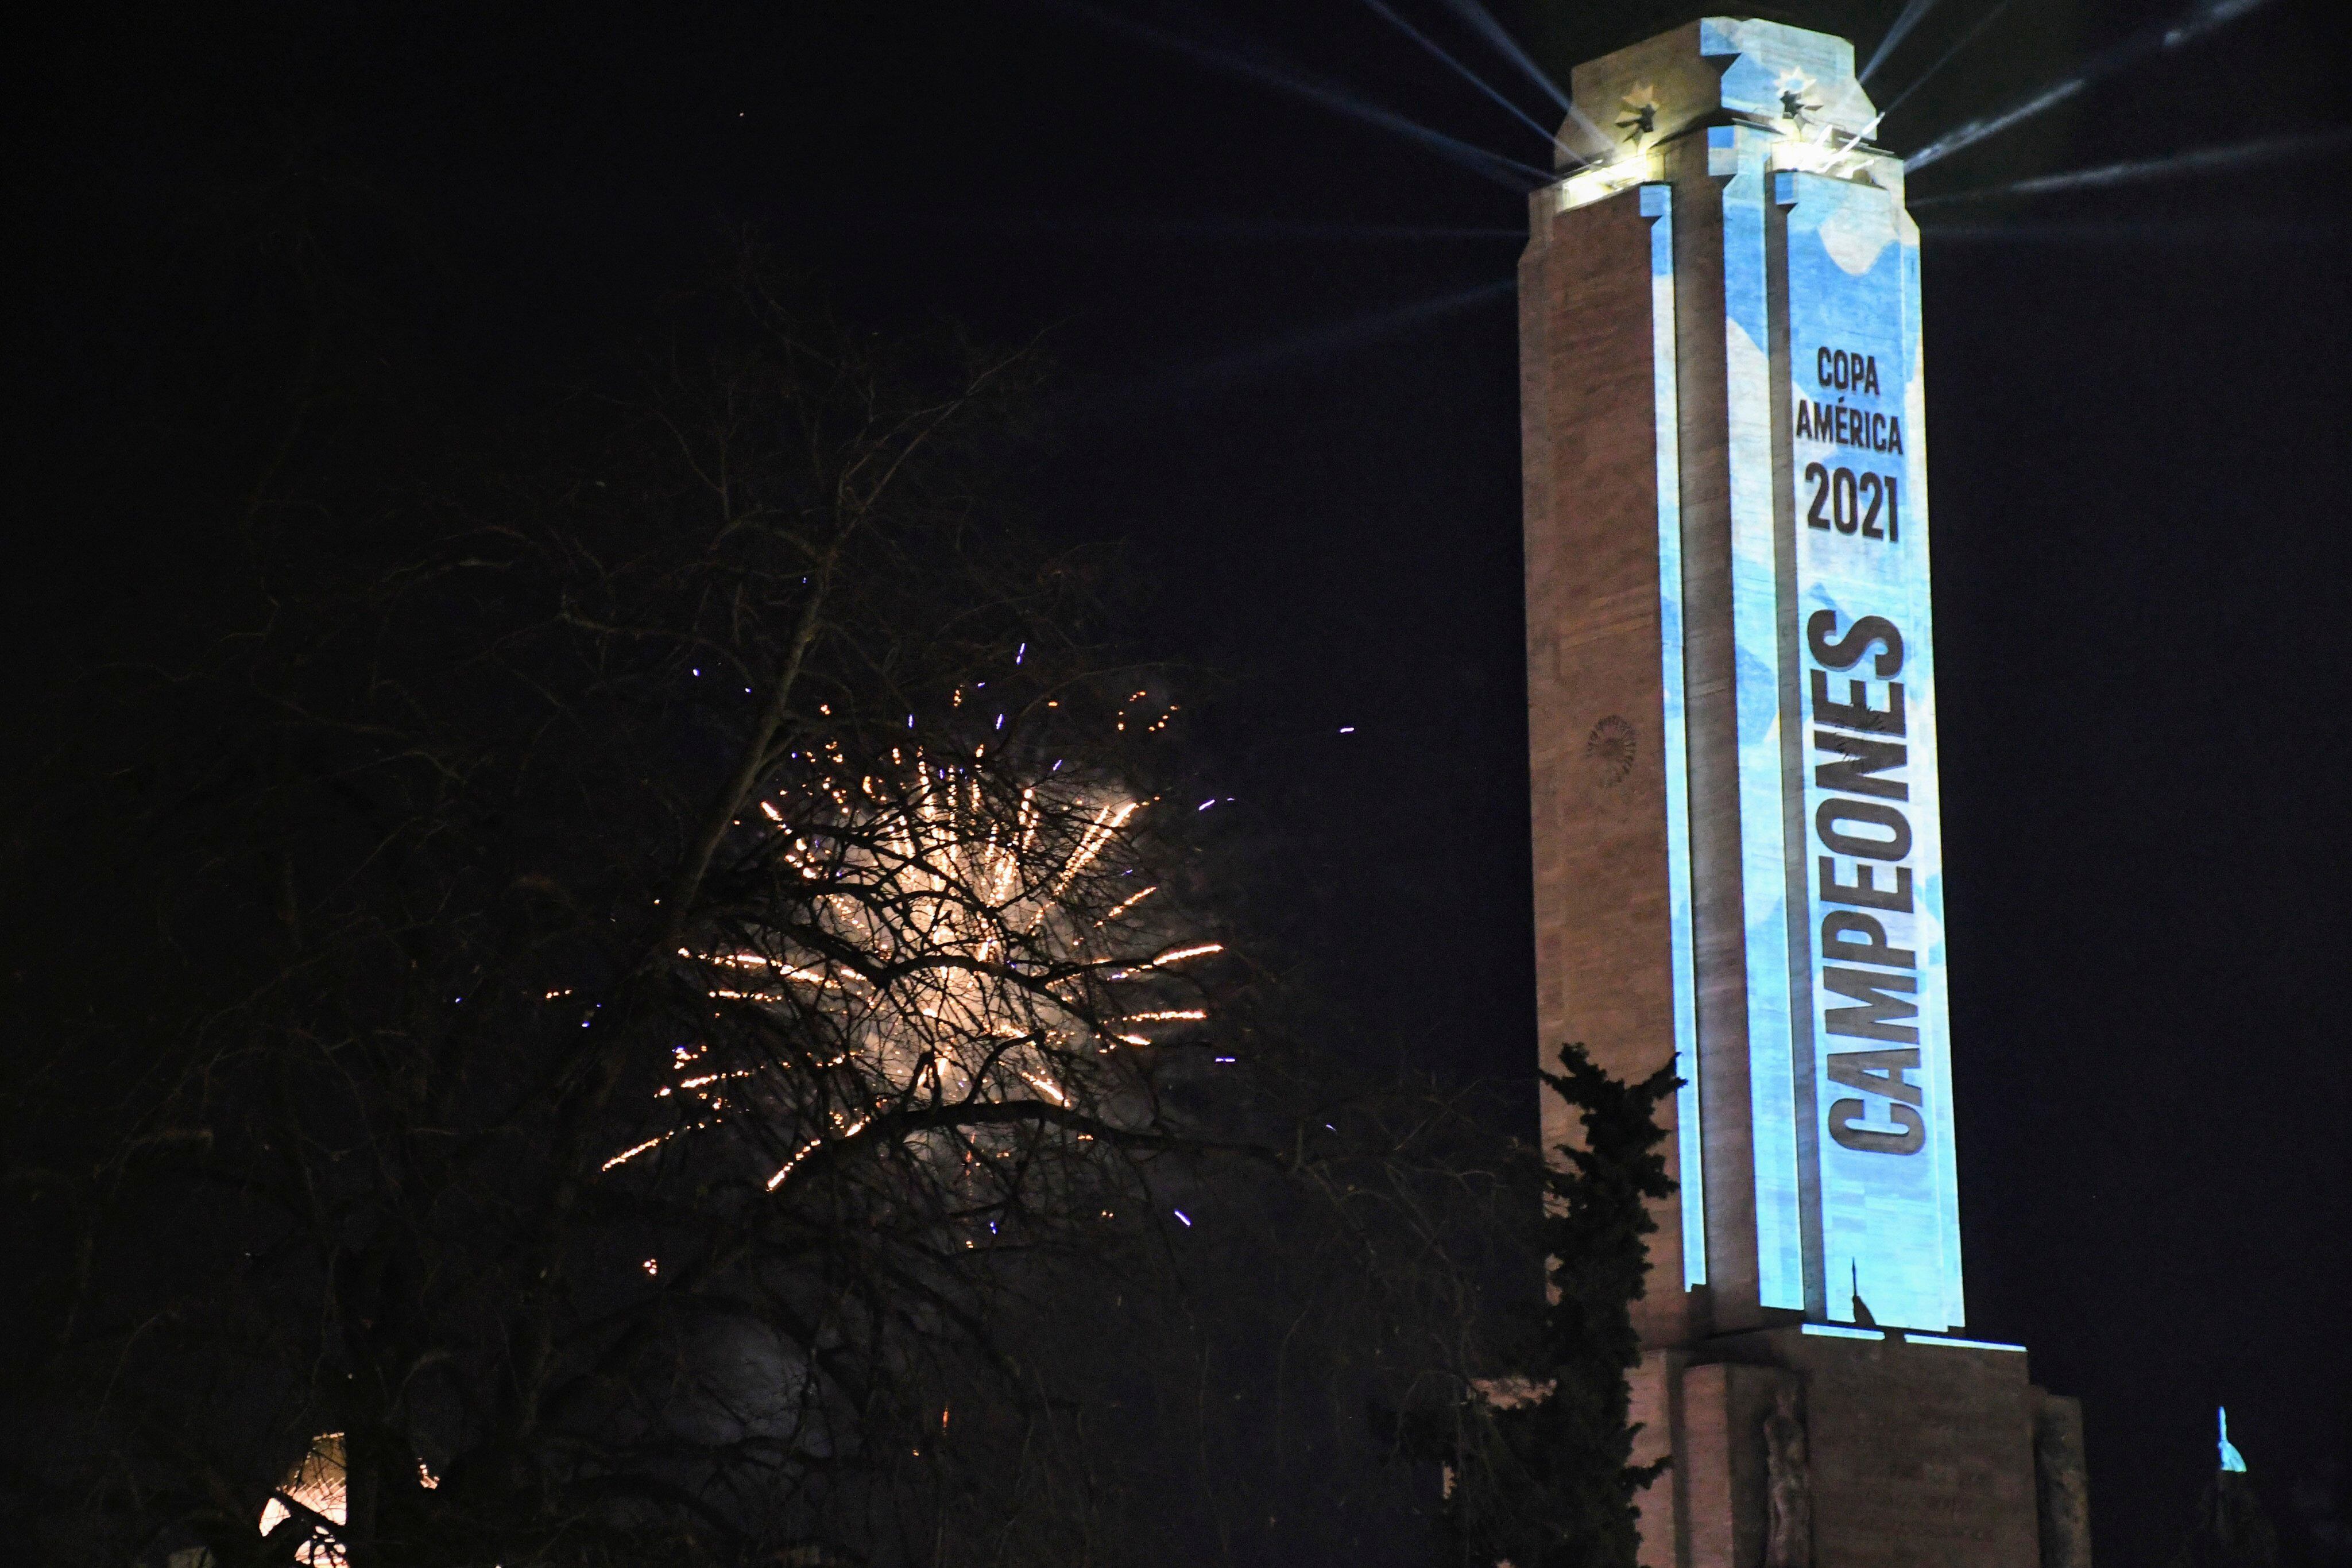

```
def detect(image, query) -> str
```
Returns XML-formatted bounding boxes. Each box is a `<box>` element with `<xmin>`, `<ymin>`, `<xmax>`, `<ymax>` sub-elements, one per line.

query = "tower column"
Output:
<box><xmin>1521</xmin><ymin>17</ymin><xmax>2087</xmax><ymax>1563</ymax></box>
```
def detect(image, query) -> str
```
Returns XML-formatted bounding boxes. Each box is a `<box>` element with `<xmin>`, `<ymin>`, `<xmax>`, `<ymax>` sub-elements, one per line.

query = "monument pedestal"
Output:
<box><xmin>1627</xmin><ymin>1327</ymin><xmax>2090</xmax><ymax>1567</ymax></box>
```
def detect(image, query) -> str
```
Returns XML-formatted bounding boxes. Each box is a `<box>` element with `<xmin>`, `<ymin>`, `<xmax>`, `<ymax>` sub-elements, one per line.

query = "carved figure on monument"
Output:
<box><xmin>1763</xmin><ymin>1383</ymin><xmax>1812</xmax><ymax>1567</ymax></box>
<box><xmin>2033</xmin><ymin>1391</ymin><xmax>2095</xmax><ymax>1568</ymax></box>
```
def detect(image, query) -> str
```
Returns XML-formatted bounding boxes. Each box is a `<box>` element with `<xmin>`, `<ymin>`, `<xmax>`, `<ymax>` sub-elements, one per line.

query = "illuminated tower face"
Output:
<box><xmin>1522</xmin><ymin>17</ymin><xmax>1960</xmax><ymax>1338</ymax></box>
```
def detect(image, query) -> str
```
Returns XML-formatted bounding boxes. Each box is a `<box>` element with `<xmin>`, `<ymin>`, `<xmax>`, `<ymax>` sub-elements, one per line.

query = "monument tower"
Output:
<box><xmin>1519</xmin><ymin>20</ymin><xmax>2090</xmax><ymax>1565</ymax></box>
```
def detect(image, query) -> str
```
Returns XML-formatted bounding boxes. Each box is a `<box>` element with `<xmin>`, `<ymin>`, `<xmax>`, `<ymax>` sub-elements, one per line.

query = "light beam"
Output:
<box><xmin>1912</xmin><ymin>127</ymin><xmax>2352</xmax><ymax>204</ymax></box>
<box><xmin>1919</xmin><ymin>219</ymin><xmax>2342</xmax><ymax>243</ymax></box>
<box><xmin>1874</xmin><ymin>0</ymin><xmax>2019</xmax><ymax>124</ymax></box>
<box><xmin>1169</xmin><ymin>277</ymin><xmax>1515</xmax><ymax>386</ymax></box>
<box><xmin>1921</xmin><ymin>217</ymin><xmax>2347</xmax><ymax>243</ymax></box>
<box><xmin>1054</xmin><ymin>1</ymin><xmax>1548</xmax><ymax>188</ymax></box>
<box><xmin>1118</xmin><ymin>219</ymin><xmax>1521</xmax><ymax>241</ymax></box>
<box><xmin>1357</xmin><ymin>0</ymin><xmax>1565</xmax><ymax>153</ymax></box>
<box><xmin>1105</xmin><ymin>278</ymin><xmax>1515</xmax><ymax>405</ymax></box>
<box><xmin>1906</xmin><ymin>78</ymin><xmax>2081</xmax><ymax>172</ymax></box>
<box><xmin>1427</xmin><ymin>0</ymin><xmax>1611</xmax><ymax>160</ymax></box>
<box><xmin>1905</xmin><ymin>0</ymin><xmax>2285</xmax><ymax>172</ymax></box>
<box><xmin>1861</xmin><ymin>0</ymin><xmax>1944</xmax><ymax>83</ymax></box>
<box><xmin>1431</xmin><ymin>0</ymin><xmax>1567</xmax><ymax>110</ymax></box>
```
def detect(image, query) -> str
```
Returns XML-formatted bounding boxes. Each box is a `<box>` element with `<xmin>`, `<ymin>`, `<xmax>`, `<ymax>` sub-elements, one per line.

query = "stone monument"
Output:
<box><xmin>1518</xmin><ymin>18</ymin><xmax>2092</xmax><ymax>1564</ymax></box>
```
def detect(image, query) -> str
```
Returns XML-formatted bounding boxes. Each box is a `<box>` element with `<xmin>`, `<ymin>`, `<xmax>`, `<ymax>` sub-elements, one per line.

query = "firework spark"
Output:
<box><xmin>599</xmin><ymin>696</ymin><xmax>1210</xmax><ymax>1210</ymax></box>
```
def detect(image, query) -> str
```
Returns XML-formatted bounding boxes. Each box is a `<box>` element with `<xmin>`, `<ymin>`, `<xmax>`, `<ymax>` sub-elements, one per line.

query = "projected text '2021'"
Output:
<box><xmin>1804</xmin><ymin>463</ymin><xmax>1901</xmax><ymax>541</ymax></box>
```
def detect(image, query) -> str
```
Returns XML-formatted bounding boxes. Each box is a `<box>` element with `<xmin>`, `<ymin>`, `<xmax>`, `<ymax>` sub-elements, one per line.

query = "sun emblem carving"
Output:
<box><xmin>1587</xmin><ymin>715</ymin><xmax>1637</xmax><ymax>788</ymax></box>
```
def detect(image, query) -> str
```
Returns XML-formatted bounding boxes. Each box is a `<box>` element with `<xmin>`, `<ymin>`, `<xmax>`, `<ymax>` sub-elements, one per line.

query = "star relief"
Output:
<box><xmin>1615</xmin><ymin>82</ymin><xmax>1660</xmax><ymax>145</ymax></box>
<box><xmin>1776</xmin><ymin>68</ymin><xmax>1822</xmax><ymax>125</ymax></box>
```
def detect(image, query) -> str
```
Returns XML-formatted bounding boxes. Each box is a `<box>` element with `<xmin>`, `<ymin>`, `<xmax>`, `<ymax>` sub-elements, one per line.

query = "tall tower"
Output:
<box><xmin>1519</xmin><ymin>20</ymin><xmax>2090</xmax><ymax>1565</ymax></box>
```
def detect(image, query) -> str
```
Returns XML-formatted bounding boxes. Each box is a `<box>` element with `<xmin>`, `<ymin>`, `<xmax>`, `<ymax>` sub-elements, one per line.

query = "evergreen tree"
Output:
<box><xmin>1430</xmin><ymin>1043</ymin><xmax>1678</xmax><ymax>1567</ymax></box>
<box><xmin>2173</xmin><ymin>1472</ymin><xmax>2281</xmax><ymax>1568</ymax></box>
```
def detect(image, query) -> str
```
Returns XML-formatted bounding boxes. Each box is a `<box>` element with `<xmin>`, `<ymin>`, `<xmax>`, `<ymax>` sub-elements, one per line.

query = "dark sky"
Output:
<box><xmin>16</xmin><ymin>0</ymin><xmax>2352</xmax><ymax>1560</ymax></box>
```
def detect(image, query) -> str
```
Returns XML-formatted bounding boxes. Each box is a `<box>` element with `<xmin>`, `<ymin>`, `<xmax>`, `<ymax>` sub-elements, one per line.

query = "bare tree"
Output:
<box><xmin>5</xmin><ymin>229</ymin><xmax>1650</xmax><ymax>1568</ymax></box>
<box><xmin>6</xmin><ymin>261</ymin><xmax>1248</xmax><ymax>1567</ymax></box>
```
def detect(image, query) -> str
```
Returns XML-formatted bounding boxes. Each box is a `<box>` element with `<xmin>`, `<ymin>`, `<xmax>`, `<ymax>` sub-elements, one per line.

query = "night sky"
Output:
<box><xmin>16</xmin><ymin>0</ymin><xmax>2351</xmax><ymax>1559</ymax></box>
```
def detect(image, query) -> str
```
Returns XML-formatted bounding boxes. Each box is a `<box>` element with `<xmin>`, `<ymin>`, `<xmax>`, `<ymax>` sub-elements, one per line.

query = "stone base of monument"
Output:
<box><xmin>1625</xmin><ymin>1325</ymin><xmax>2093</xmax><ymax>1567</ymax></box>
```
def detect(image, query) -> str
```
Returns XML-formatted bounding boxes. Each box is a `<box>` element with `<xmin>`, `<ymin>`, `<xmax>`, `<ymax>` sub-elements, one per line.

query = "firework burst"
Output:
<box><xmin>601</xmin><ymin>690</ymin><xmax>1214</xmax><ymax>1215</ymax></box>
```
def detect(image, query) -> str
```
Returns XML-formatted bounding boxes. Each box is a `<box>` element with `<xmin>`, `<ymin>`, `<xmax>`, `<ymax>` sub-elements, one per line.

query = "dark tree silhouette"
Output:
<box><xmin>2174</xmin><ymin>1470</ymin><xmax>2282</xmax><ymax>1568</ymax></box>
<box><xmin>2</xmin><ymin>255</ymin><xmax>1262</xmax><ymax>1566</ymax></box>
<box><xmin>2</xmin><ymin>127</ymin><xmax>1644</xmax><ymax>1557</ymax></box>
<box><xmin>1411</xmin><ymin>1042</ymin><xmax>1678</xmax><ymax>1568</ymax></box>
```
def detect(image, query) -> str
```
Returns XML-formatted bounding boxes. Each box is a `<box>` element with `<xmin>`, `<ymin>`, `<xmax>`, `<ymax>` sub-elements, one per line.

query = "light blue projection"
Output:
<box><xmin>1641</xmin><ymin>181</ymin><xmax>1707</xmax><ymax>1289</ymax></box>
<box><xmin>2219</xmin><ymin>1408</ymin><xmax>2249</xmax><ymax>1473</ymax></box>
<box><xmin>1775</xmin><ymin>167</ymin><xmax>1963</xmax><ymax>1332</ymax></box>
<box><xmin>1713</xmin><ymin>121</ymin><xmax>1809</xmax><ymax>1314</ymax></box>
<box><xmin>1548</xmin><ymin>16</ymin><xmax>1970</xmax><ymax>1334</ymax></box>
